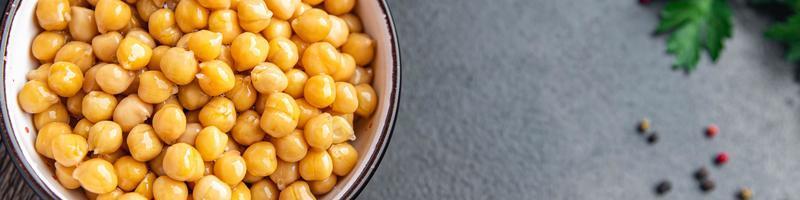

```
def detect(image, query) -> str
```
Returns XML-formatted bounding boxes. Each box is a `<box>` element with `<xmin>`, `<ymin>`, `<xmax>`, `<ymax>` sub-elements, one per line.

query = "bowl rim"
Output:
<box><xmin>0</xmin><ymin>0</ymin><xmax>401</xmax><ymax>199</ymax></box>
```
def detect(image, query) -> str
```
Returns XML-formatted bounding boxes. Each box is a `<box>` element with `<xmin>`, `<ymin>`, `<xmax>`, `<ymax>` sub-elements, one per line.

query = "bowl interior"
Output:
<box><xmin>2</xmin><ymin>0</ymin><xmax>397</xmax><ymax>199</ymax></box>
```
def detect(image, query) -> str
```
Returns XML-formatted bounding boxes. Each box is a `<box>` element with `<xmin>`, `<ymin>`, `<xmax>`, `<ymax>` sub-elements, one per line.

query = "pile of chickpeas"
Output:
<box><xmin>21</xmin><ymin>0</ymin><xmax>378</xmax><ymax>199</ymax></box>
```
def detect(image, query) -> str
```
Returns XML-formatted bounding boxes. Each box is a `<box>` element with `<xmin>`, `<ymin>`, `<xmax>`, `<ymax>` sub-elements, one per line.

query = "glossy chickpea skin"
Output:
<box><xmin>262</xmin><ymin>18</ymin><xmax>292</xmax><ymax>40</ymax></box>
<box><xmin>33</xmin><ymin>102</ymin><xmax>69</xmax><ymax>130</ymax></box>
<box><xmin>153</xmin><ymin>176</ymin><xmax>189</xmax><ymax>200</ymax></box>
<box><xmin>193</xmin><ymin>175</ymin><xmax>232</xmax><ymax>200</ymax></box>
<box><xmin>92</xmin><ymin>32</ymin><xmax>122</xmax><ymax>62</ymax></box>
<box><xmin>118</xmin><ymin>193</ymin><xmax>148</xmax><ymax>200</ymax></box>
<box><xmin>292</xmin><ymin>2</ymin><xmax>312</xmax><ymax>20</ymax></box>
<box><xmin>349</xmin><ymin>66</ymin><xmax>372</xmax><ymax>85</ymax></box>
<box><xmin>355</xmin><ymin>83</ymin><xmax>377</xmax><ymax>117</ymax></box>
<box><xmin>296</xmin><ymin>99</ymin><xmax>321</xmax><ymax>128</ymax></box>
<box><xmin>73</xmin><ymin>119</ymin><xmax>93</xmax><ymax>138</ymax></box>
<box><xmin>197</xmin><ymin>0</ymin><xmax>230</xmax><ymax>9</ymax></box>
<box><xmin>115</xmin><ymin>156</ymin><xmax>148</xmax><ymax>191</ymax></box>
<box><xmin>55</xmin><ymin>163</ymin><xmax>81</xmax><ymax>189</ymax></box>
<box><xmin>93</xmin><ymin>148</ymin><xmax>126</xmax><ymax>163</ymax></box>
<box><xmin>55</xmin><ymin>41</ymin><xmax>95</xmax><ymax>72</ymax></box>
<box><xmin>260</xmin><ymin>92</ymin><xmax>300</xmax><ymax>138</ymax></box>
<box><xmin>35</xmin><ymin>122</ymin><xmax>70</xmax><ymax>158</ymax></box>
<box><xmin>226</xmin><ymin>75</ymin><xmax>258</xmax><ymax>111</ymax></box>
<box><xmin>290</xmin><ymin>35</ymin><xmax>310</xmax><ymax>61</ymax></box>
<box><xmin>231</xmin><ymin>32</ymin><xmax>269</xmax><ymax>71</ymax></box>
<box><xmin>304</xmin><ymin>113</ymin><xmax>333</xmax><ymax>150</ymax></box>
<box><xmin>333</xmin><ymin>53</ymin><xmax>356</xmax><ymax>81</ymax></box>
<box><xmin>134</xmin><ymin>172</ymin><xmax>156</xmax><ymax>199</ymax></box>
<box><xmin>331</xmin><ymin>82</ymin><xmax>358</xmax><ymax>113</ymax></box>
<box><xmin>231</xmin><ymin>183</ymin><xmax>251</xmax><ymax>200</ymax></box>
<box><xmin>127</xmin><ymin>124</ymin><xmax>163</xmax><ymax>162</ymax></box>
<box><xmin>209</xmin><ymin>10</ymin><xmax>243</xmax><ymax>44</ymax></box>
<box><xmin>231</xmin><ymin>110</ymin><xmax>265</xmax><ymax>146</ymax></box>
<box><xmin>126</xmin><ymin>29</ymin><xmax>157</xmax><ymax>48</ymax></box>
<box><xmin>339</xmin><ymin>13</ymin><xmax>362</xmax><ymax>33</ymax></box>
<box><xmin>302</xmin><ymin>42</ymin><xmax>341</xmax><ymax>76</ymax></box>
<box><xmin>65</xmin><ymin>89</ymin><xmax>83</xmax><ymax>116</ymax></box>
<box><xmin>149</xmin><ymin>46</ymin><xmax>170</xmax><ymax>70</ymax></box>
<box><xmin>243</xmin><ymin>142</ymin><xmax>278</xmax><ymax>177</ymax></box>
<box><xmin>136</xmin><ymin>0</ymin><xmax>159</xmax><ymax>22</ymax></box>
<box><xmin>273</xmin><ymin>129</ymin><xmax>308</xmax><ymax>162</ymax></box>
<box><xmin>302</xmin><ymin>0</ymin><xmax>323</xmax><ymax>5</ymax></box>
<box><xmin>117</xmin><ymin>37</ymin><xmax>153</xmax><ymax>70</ymax></box>
<box><xmin>178</xmin><ymin>123</ymin><xmax>203</xmax><ymax>145</ymax></box>
<box><xmin>199</xmin><ymin>97</ymin><xmax>237</xmax><ymax>132</ymax></box>
<box><xmin>309</xmin><ymin>175</ymin><xmax>336</xmax><ymax>195</ymax></box>
<box><xmin>279</xmin><ymin>181</ymin><xmax>315</xmax><ymax>200</ymax></box>
<box><xmin>291</xmin><ymin>9</ymin><xmax>332</xmax><ymax>42</ymax></box>
<box><xmin>113</xmin><ymin>94</ymin><xmax>153</xmax><ymax>132</ymax></box>
<box><xmin>195</xmin><ymin>126</ymin><xmax>228</xmax><ymax>161</ymax></box>
<box><xmin>304</xmin><ymin>74</ymin><xmax>336</xmax><ymax>108</ymax></box>
<box><xmin>265</xmin><ymin>0</ymin><xmax>299</xmax><ymax>20</ymax></box>
<box><xmin>87</xmin><ymin>121</ymin><xmax>123</xmax><ymax>154</ymax></box>
<box><xmin>178</xmin><ymin>80</ymin><xmax>210</xmax><ymax>110</ymax></box>
<box><xmin>329</xmin><ymin>143</ymin><xmax>357</xmax><ymax>176</ymax></box>
<box><xmin>324</xmin><ymin>0</ymin><xmax>354</xmax><ymax>15</ymax></box>
<box><xmin>163</xmin><ymin>143</ymin><xmax>205</xmax><ymax>181</ymax></box>
<box><xmin>27</xmin><ymin>63</ymin><xmax>52</xmax><ymax>83</ymax></box>
<box><xmin>298</xmin><ymin>149</ymin><xmax>333</xmax><ymax>181</ymax></box>
<box><xmin>175</xmin><ymin>0</ymin><xmax>208</xmax><ymax>33</ymax></box>
<box><xmin>188</xmin><ymin>30</ymin><xmax>223</xmax><ymax>61</ymax></box>
<box><xmin>95</xmin><ymin>0</ymin><xmax>133</xmax><ymax>33</ymax></box>
<box><xmin>250</xmin><ymin>63</ymin><xmax>288</xmax><ymax>94</ymax></box>
<box><xmin>269</xmin><ymin>160</ymin><xmax>299</xmax><ymax>190</ymax></box>
<box><xmin>48</xmin><ymin>61</ymin><xmax>84</xmax><ymax>97</ymax></box>
<box><xmin>97</xmin><ymin>188</ymin><xmax>124</xmax><ymax>200</ymax></box>
<box><xmin>148</xmin><ymin>9</ymin><xmax>183</xmax><ymax>46</ymax></box>
<box><xmin>153</xmin><ymin>105</ymin><xmax>187</xmax><ymax>144</ymax></box>
<box><xmin>160</xmin><ymin>47</ymin><xmax>199</xmax><ymax>85</ymax></box>
<box><xmin>217</xmin><ymin>45</ymin><xmax>235</xmax><ymax>67</ymax></box>
<box><xmin>138</xmin><ymin>71</ymin><xmax>178</xmax><ymax>104</ymax></box>
<box><xmin>324</xmin><ymin>15</ymin><xmax>350</xmax><ymax>47</ymax></box>
<box><xmin>82</xmin><ymin>91</ymin><xmax>118</xmax><ymax>122</ymax></box>
<box><xmin>285</xmin><ymin>69</ymin><xmax>308</xmax><ymax>98</ymax></box>
<box><xmin>238</xmin><ymin>0</ymin><xmax>272</xmax><ymax>32</ymax></box>
<box><xmin>214</xmin><ymin>151</ymin><xmax>247</xmax><ymax>186</ymax></box>
<box><xmin>268</xmin><ymin>37</ymin><xmax>300</xmax><ymax>71</ymax></box>
<box><xmin>36</xmin><ymin>0</ymin><xmax>71</xmax><ymax>31</ymax></box>
<box><xmin>331</xmin><ymin>115</ymin><xmax>355</xmax><ymax>143</ymax></box>
<box><xmin>19</xmin><ymin>80</ymin><xmax>60</xmax><ymax>113</ymax></box>
<box><xmin>51</xmin><ymin>133</ymin><xmax>88</xmax><ymax>167</ymax></box>
<box><xmin>250</xmin><ymin>179</ymin><xmax>279</xmax><ymax>200</ymax></box>
<box><xmin>96</xmin><ymin>64</ymin><xmax>135</xmax><ymax>94</ymax></box>
<box><xmin>197</xmin><ymin>60</ymin><xmax>236</xmax><ymax>96</ymax></box>
<box><xmin>343</xmin><ymin>33</ymin><xmax>376</xmax><ymax>66</ymax></box>
<box><xmin>74</xmin><ymin>158</ymin><xmax>119</xmax><ymax>194</ymax></box>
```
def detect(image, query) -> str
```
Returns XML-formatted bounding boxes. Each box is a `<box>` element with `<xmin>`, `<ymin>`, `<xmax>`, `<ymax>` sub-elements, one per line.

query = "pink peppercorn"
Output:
<box><xmin>706</xmin><ymin>124</ymin><xmax>719</xmax><ymax>138</ymax></box>
<box><xmin>715</xmin><ymin>152</ymin><xmax>729</xmax><ymax>165</ymax></box>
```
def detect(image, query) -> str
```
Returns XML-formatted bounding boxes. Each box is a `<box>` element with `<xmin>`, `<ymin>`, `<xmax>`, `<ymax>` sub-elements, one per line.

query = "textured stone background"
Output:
<box><xmin>6</xmin><ymin>0</ymin><xmax>800</xmax><ymax>199</ymax></box>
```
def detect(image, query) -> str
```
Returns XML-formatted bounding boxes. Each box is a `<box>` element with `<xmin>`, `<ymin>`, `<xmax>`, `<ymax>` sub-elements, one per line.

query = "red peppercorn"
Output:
<box><xmin>715</xmin><ymin>152</ymin><xmax>729</xmax><ymax>165</ymax></box>
<box><xmin>639</xmin><ymin>0</ymin><xmax>652</xmax><ymax>4</ymax></box>
<box><xmin>706</xmin><ymin>124</ymin><xmax>719</xmax><ymax>138</ymax></box>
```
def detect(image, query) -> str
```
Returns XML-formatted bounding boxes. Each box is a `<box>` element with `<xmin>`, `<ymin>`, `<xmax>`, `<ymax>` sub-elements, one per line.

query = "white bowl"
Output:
<box><xmin>0</xmin><ymin>0</ymin><xmax>400</xmax><ymax>199</ymax></box>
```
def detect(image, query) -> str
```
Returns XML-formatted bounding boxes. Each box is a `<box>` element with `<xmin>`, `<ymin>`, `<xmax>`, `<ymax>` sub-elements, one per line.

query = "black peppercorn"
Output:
<box><xmin>700</xmin><ymin>179</ymin><xmax>715</xmax><ymax>192</ymax></box>
<box><xmin>655</xmin><ymin>180</ymin><xmax>671</xmax><ymax>195</ymax></box>
<box><xmin>647</xmin><ymin>133</ymin><xmax>659</xmax><ymax>144</ymax></box>
<box><xmin>694</xmin><ymin>167</ymin><xmax>709</xmax><ymax>181</ymax></box>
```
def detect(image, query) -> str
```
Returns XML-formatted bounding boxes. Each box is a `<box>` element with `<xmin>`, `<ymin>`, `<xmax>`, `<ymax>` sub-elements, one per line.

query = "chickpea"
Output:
<box><xmin>331</xmin><ymin>115</ymin><xmax>354</xmax><ymax>143</ymax></box>
<box><xmin>272</xmin><ymin>129</ymin><xmax>308</xmax><ymax>162</ymax></box>
<box><xmin>51</xmin><ymin>133</ymin><xmax>88</xmax><ymax>167</ymax></box>
<box><xmin>304</xmin><ymin>74</ymin><xmax>336</xmax><ymax>108</ymax></box>
<box><xmin>208</xmin><ymin>9</ymin><xmax>242</xmax><ymax>44</ymax></box>
<box><xmin>127</xmin><ymin>124</ymin><xmax>163</xmax><ymax>162</ymax></box>
<box><xmin>302</xmin><ymin>0</ymin><xmax>322</xmax><ymax>6</ymax></box>
<box><xmin>254</xmin><ymin>93</ymin><xmax>268</xmax><ymax>113</ymax></box>
<box><xmin>122</xmin><ymin>11</ymin><xmax>146</xmax><ymax>34</ymax></box>
<box><xmin>295</xmin><ymin>99</ymin><xmax>321</xmax><ymax>128</ymax></box>
<box><xmin>19</xmin><ymin>80</ymin><xmax>59</xmax><ymax>114</ymax></box>
<box><xmin>217</xmin><ymin>45</ymin><xmax>235</xmax><ymax>67</ymax></box>
<box><xmin>136</xmin><ymin>0</ymin><xmax>159</xmax><ymax>22</ymax></box>
<box><xmin>231</xmin><ymin>32</ymin><xmax>269</xmax><ymax>71</ymax></box>
<box><xmin>177</xmin><ymin>123</ymin><xmax>202</xmax><ymax>145</ymax></box>
<box><xmin>73</xmin><ymin>158</ymin><xmax>119</xmax><ymax>194</ymax></box>
<box><xmin>148</xmin><ymin>46</ymin><xmax>169</xmax><ymax>70</ymax></box>
<box><xmin>138</xmin><ymin>70</ymin><xmax>178</xmax><ymax>104</ymax></box>
<box><xmin>178</xmin><ymin>80</ymin><xmax>210</xmax><ymax>110</ymax></box>
<box><xmin>68</xmin><ymin>7</ymin><xmax>98</xmax><ymax>46</ymax></box>
<box><xmin>269</xmin><ymin>160</ymin><xmax>299</xmax><ymax>189</ymax></box>
<box><xmin>226</xmin><ymin>75</ymin><xmax>258</xmax><ymax>112</ymax></box>
<box><xmin>231</xmin><ymin>110</ymin><xmax>265</xmax><ymax>146</ymax></box>
<box><xmin>324</xmin><ymin>15</ymin><xmax>349</xmax><ymax>47</ymax></box>
<box><xmin>96</xmin><ymin>64</ymin><xmax>135</xmax><ymax>94</ymax></box>
<box><xmin>133</xmin><ymin>172</ymin><xmax>156</xmax><ymax>199</ymax></box>
<box><xmin>291</xmin><ymin>9</ymin><xmax>331</xmax><ymax>42</ymax></box>
<box><xmin>290</xmin><ymin>35</ymin><xmax>309</xmax><ymax>62</ymax></box>
<box><xmin>265</xmin><ymin>0</ymin><xmax>299</xmax><ymax>20</ymax></box>
<box><xmin>27</xmin><ymin>63</ymin><xmax>52</xmax><ymax>83</ymax></box>
<box><xmin>339</xmin><ymin>13</ymin><xmax>362</xmax><ymax>33</ymax></box>
<box><xmin>122</xmin><ymin>70</ymin><xmax>143</xmax><ymax>95</ymax></box>
<box><xmin>331</xmin><ymin>82</ymin><xmax>358</xmax><ymax>113</ymax></box>
<box><xmin>93</xmin><ymin>148</ymin><xmax>126</xmax><ymax>163</ymax></box>
<box><xmin>303</xmin><ymin>113</ymin><xmax>333</xmax><ymax>150</ymax></box>
<box><xmin>192</xmin><ymin>175</ymin><xmax>232</xmax><ymax>200</ymax></box>
<box><xmin>262</xmin><ymin>18</ymin><xmax>292</xmax><ymax>40</ymax></box>
<box><xmin>199</xmin><ymin>97</ymin><xmax>237</xmax><ymax>132</ymax></box>
<box><xmin>302</xmin><ymin>42</ymin><xmax>341</xmax><ymax>76</ymax></box>
<box><xmin>175</xmin><ymin>0</ymin><xmax>209</xmax><ymax>33</ymax></box>
<box><xmin>332</xmin><ymin>53</ymin><xmax>356</xmax><ymax>81</ymax></box>
<box><xmin>148</xmin><ymin>9</ymin><xmax>183</xmax><ymax>46</ymax></box>
<box><xmin>152</xmin><ymin>176</ymin><xmax>188</xmax><ymax>200</ymax></box>
<box><xmin>35</xmin><ymin>122</ymin><xmax>70</xmax><ymax>158</ymax></box>
<box><xmin>73</xmin><ymin>118</ymin><xmax>94</xmax><ymax>138</ymax></box>
<box><xmin>242</xmin><ymin>142</ymin><xmax>277</xmax><ymax>176</ymax></box>
<box><xmin>298</xmin><ymin>149</ymin><xmax>332</xmax><ymax>181</ymax></box>
<box><xmin>36</xmin><ymin>0</ymin><xmax>71</xmax><ymax>31</ymax></box>
<box><xmin>175</xmin><ymin>32</ymin><xmax>193</xmax><ymax>49</ymax></box>
<box><xmin>279</xmin><ymin>181</ymin><xmax>315</xmax><ymax>200</ymax></box>
<box><xmin>197</xmin><ymin>60</ymin><xmax>236</xmax><ymax>96</ymax></box>
<box><xmin>88</xmin><ymin>121</ymin><xmax>123</xmax><ymax>154</ymax></box>
<box><xmin>54</xmin><ymin>41</ymin><xmax>95</xmax><ymax>72</ymax></box>
<box><xmin>126</xmin><ymin>29</ymin><xmax>157</xmax><ymax>48</ymax></box>
<box><xmin>291</xmin><ymin>2</ymin><xmax>312</xmax><ymax>20</ymax></box>
<box><xmin>95</xmin><ymin>0</ymin><xmax>133</xmax><ymax>33</ymax></box>
<box><xmin>47</xmin><ymin>61</ymin><xmax>84</xmax><ymax>97</ymax></box>
<box><xmin>153</xmin><ymin>105</ymin><xmax>187</xmax><ymax>144</ymax></box>
<box><xmin>115</xmin><ymin>156</ymin><xmax>148</xmax><ymax>191</ymax></box>
<box><xmin>55</xmin><ymin>163</ymin><xmax>81</xmax><ymax>189</ymax></box>
<box><xmin>85</xmin><ymin>190</ymin><xmax>99</xmax><ymax>200</ymax></box>
<box><xmin>225</xmin><ymin>139</ymin><xmax>244</xmax><ymax>153</ymax></box>
<box><xmin>92</xmin><ymin>32</ymin><xmax>123</xmax><ymax>62</ymax></box>
<box><xmin>231</xmin><ymin>183</ymin><xmax>251</xmax><ymax>200</ymax></box>
<box><xmin>214</xmin><ymin>151</ymin><xmax>247</xmax><ymax>186</ymax></box>
<box><xmin>260</xmin><ymin>92</ymin><xmax>300</xmax><ymax>138</ymax></box>
<box><xmin>33</xmin><ymin>102</ymin><xmax>69</xmax><ymax>130</ymax></box>
<box><xmin>324</xmin><ymin>0</ymin><xmax>354</xmax><ymax>15</ymax></box>
<box><xmin>308</xmin><ymin>175</ymin><xmax>336</xmax><ymax>195</ymax></box>
<box><xmin>149</xmin><ymin>151</ymin><xmax>167</xmax><ymax>176</ymax></box>
<box><xmin>238</xmin><ymin>0</ymin><xmax>272</xmax><ymax>33</ymax></box>
<box><xmin>268</xmin><ymin>37</ymin><xmax>299</xmax><ymax>71</ymax></box>
<box><xmin>117</xmin><ymin>37</ymin><xmax>153</xmax><ymax>70</ymax></box>
<box><xmin>97</xmin><ymin>188</ymin><xmax>123</xmax><ymax>200</ymax></box>
<box><xmin>118</xmin><ymin>193</ymin><xmax>147</xmax><ymax>200</ymax></box>
<box><xmin>250</xmin><ymin>179</ymin><xmax>279</xmax><ymax>200</ymax></box>
<box><xmin>112</xmin><ymin>95</ymin><xmax>153</xmax><ymax>131</ymax></box>
<box><xmin>160</xmin><ymin>47</ymin><xmax>199</xmax><ymax>85</ymax></box>
<box><xmin>343</xmin><ymin>33</ymin><xmax>376</xmax><ymax>66</ymax></box>
<box><xmin>163</xmin><ymin>143</ymin><xmax>205</xmax><ymax>181</ymax></box>
<box><xmin>355</xmin><ymin>84</ymin><xmax>377</xmax><ymax>117</ymax></box>
<box><xmin>82</xmin><ymin>64</ymin><xmax>102</xmax><ymax>93</ymax></box>
<box><xmin>284</xmin><ymin>69</ymin><xmax>308</xmax><ymax>98</ymax></box>
<box><xmin>188</xmin><ymin>30</ymin><xmax>223</xmax><ymax>61</ymax></box>
<box><xmin>197</xmin><ymin>0</ymin><xmax>230</xmax><ymax>9</ymax></box>
<box><xmin>194</xmin><ymin>126</ymin><xmax>228</xmax><ymax>161</ymax></box>
<box><xmin>154</xmin><ymin>95</ymin><xmax>181</xmax><ymax>111</ymax></box>
<box><xmin>82</xmin><ymin>91</ymin><xmax>118</xmax><ymax>122</ymax></box>
<box><xmin>328</xmin><ymin>143</ymin><xmax>357</xmax><ymax>176</ymax></box>
<box><xmin>250</xmin><ymin>63</ymin><xmax>287</xmax><ymax>94</ymax></box>
<box><xmin>243</xmin><ymin>172</ymin><xmax>263</xmax><ymax>184</ymax></box>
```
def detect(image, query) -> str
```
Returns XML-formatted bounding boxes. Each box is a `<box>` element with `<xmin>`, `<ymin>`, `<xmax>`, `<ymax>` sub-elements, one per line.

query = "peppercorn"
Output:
<box><xmin>706</xmin><ymin>124</ymin><xmax>719</xmax><ymax>138</ymax></box>
<box><xmin>694</xmin><ymin>167</ymin><xmax>709</xmax><ymax>181</ymax></box>
<box><xmin>715</xmin><ymin>152</ymin><xmax>729</xmax><ymax>165</ymax></box>
<box><xmin>639</xmin><ymin>0</ymin><xmax>652</xmax><ymax>4</ymax></box>
<box><xmin>647</xmin><ymin>133</ymin><xmax>658</xmax><ymax>145</ymax></box>
<box><xmin>655</xmin><ymin>180</ymin><xmax>671</xmax><ymax>195</ymax></box>
<box><xmin>737</xmin><ymin>187</ymin><xmax>752</xmax><ymax>200</ymax></box>
<box><xmin>638</xmin><ymin>118</ymin><xmax>650</xmax><ymax>134</ymax></box>
<box><xmin>700</xmin><ymin>179</ymin><xmax>715</xmax><ymax>192</ymax></box>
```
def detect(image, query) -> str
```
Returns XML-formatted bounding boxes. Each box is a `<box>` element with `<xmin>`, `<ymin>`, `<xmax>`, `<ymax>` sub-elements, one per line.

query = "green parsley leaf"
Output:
<box><xmin>656</xmin><ymin>0</ymin><xmax>733</xmax><ymax>72</ymax></box>
<box><xmin>765</xmin><ymin>14</ymin><xmax>800</xmax><ymax>62</ymax></box>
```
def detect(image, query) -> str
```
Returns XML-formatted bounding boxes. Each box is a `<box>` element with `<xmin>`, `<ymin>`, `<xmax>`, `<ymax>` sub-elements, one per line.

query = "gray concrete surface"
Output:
<box><xmin>359</xmin><ymin>0</ymin><xmax>800</xmax><ymax>199</ymax></box>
